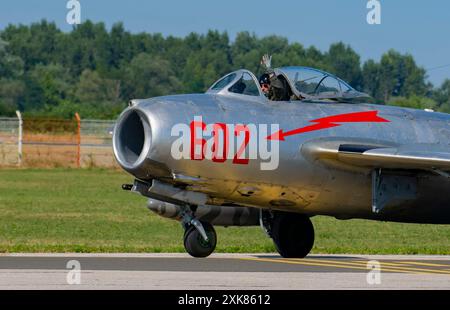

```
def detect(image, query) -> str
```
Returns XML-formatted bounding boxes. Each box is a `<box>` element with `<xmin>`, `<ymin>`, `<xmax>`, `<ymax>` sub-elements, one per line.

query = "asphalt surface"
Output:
<box><xmin>1</xmin><ymin>253</ymin><xmax>449</xmax><ymax>289</ymax></box>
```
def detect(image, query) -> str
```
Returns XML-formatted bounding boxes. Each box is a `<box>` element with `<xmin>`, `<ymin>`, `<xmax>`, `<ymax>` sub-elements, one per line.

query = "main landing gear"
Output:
<box><xmin>262</xmin><ymin>211</ymin><xmax>315</xmax><ymax>258</ymax></box>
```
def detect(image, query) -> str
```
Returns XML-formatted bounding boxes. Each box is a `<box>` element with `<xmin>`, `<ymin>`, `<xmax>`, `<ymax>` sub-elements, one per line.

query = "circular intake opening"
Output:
<box><xmin>113</xmin><ymin>109</ymin><xmax>151</xmax><ymax>169</ymax></box>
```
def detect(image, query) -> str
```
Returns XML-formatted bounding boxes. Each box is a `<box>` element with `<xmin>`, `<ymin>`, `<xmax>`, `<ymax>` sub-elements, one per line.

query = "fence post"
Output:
<box><xmin>15</xmin><ymin>110</ymin><xmax>23</xmax><ymax>166</ymax></box>
<box><xmin>75</xmin><ymin>112</ymin><xmax>81</xmax><ymax>168</ymax></box>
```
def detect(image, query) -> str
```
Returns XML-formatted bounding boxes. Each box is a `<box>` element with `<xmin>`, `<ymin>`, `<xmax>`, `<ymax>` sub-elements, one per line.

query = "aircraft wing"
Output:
<box><xmin>301</xmin><ymin>138</ymin><xmax>450</xmax><ymax>172</ymax></box>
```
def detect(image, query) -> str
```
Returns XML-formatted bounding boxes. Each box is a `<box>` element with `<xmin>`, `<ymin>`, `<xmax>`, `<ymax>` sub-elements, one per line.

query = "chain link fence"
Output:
<box><xmin>0</xmin><ymin>114</ymin><xmax>117</xmax><ymax>168</ymax></box>
<box><xmin>0</xmin><ymin>117</ymin><xmax>20</xmax><ymax>166</ymax></box>
<box><xmin>80</xmin><ymin>119</ymin><xmax>116</xmax><ymax>168</ymax></box>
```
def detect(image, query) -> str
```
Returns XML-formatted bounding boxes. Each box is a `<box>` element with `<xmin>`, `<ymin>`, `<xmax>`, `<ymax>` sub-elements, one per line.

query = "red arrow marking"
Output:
<box><xmin>266</xmin><ymin>110</ymin><xmax>390</xmax><ymax>141</ymax></box>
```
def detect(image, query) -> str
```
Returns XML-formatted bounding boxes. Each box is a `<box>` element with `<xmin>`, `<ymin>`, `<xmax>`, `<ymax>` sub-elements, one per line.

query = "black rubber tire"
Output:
<box><xmin>183</xmin><ymin>221</ymin><xmax>217</xmax><ymax>258</ymax></box>
<box><xmin>271</xmin><ymin>212</ymin><xmax>315</xmax><ymax>258</ymax></box>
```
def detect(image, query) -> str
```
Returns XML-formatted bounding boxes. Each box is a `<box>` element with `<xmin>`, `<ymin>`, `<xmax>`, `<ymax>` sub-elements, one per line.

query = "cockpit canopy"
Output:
<box><xmin>207</xmin><ymin>70</ymin><xmax>265</xmax><ymax>99</ymax></box>
<box><xmin>206</xmin><ymin>66</ymin><xmax>371</xmax><ymax>103</ymax></box>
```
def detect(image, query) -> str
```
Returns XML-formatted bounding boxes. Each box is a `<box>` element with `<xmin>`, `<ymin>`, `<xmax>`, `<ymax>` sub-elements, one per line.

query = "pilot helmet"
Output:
<box><xmin>259</xmin><ymin>73</ymin><xmax>270</xmax><ymax>85</ymax></box>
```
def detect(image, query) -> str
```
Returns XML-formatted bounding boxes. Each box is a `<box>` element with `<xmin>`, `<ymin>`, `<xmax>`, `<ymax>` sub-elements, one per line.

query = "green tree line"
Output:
<box><xmin>1</xmin><ymin>20</ymin><xmax>449</xmax><ymax>119</ymax></box>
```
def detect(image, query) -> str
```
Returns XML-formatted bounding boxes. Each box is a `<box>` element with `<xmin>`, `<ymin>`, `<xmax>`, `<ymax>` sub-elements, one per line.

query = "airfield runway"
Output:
<box><xmin>0</xmin><ymin>253</ymin><xmax>449</xmax><ymax>289</ymax></box>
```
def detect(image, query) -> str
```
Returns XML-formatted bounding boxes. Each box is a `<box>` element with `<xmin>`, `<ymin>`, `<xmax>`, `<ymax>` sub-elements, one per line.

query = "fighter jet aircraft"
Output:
<box><xmin>113</xmin><ymin>66</ymin><xmax>450</xmax><ymax>258</ymax></box>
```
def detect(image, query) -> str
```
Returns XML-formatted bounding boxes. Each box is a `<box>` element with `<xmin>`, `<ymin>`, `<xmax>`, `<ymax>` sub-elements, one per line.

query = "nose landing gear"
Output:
<box><xmin>184</xmin><ymin>221</ymin><xmax>217</xmax><ymax>258</ymax></box>
<box><xmin>180</xmin><ymin>206</ymin><xmax>217</xmax><ymax>258</ymax></box>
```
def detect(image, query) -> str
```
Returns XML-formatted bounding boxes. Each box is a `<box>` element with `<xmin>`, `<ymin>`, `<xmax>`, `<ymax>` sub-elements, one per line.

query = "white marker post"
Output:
<box><xmin>15</xmin><ymin>110</ymin><xmax>23</xmax><ymax>166</ymax></box>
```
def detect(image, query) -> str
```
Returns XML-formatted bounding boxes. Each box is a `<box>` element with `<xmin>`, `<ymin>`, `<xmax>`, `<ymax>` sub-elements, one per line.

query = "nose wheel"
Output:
<box><xmin>183</xmin><ymin>221</ymin><xmax>217</xmax><ymax>258</ymax></box>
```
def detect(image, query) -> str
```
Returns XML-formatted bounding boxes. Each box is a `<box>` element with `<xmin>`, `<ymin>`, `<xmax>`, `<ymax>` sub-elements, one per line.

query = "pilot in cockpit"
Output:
<box><xmin>259</xmin><ymin>54</ymin><xmax>291</xmax><ymax>101</ymax></box>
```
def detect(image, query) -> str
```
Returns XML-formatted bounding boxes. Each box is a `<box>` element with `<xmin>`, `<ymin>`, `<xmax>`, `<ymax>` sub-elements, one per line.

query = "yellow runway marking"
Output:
<box><xmin>399</xmin><ymin>261</ymin><xmax>450</xmax><ymax>268</ymax></box>
<box><xmin>297</xmin><ymin>258</ymin><xmax>411</xmax><ymax>268</ymax></box>
<box><xmin>288</xmin><ymin>258</ymin><xmax>450</xmax><ymax>274</ymax></box>
<box><xmin>348</xmin><ymin>260</ymin><xmax>414</xmax><ymax>267</ymax></box>
<box><xmin>238</xmin><ymin>257</ymin><xmax>450</xmax><ymax>275</ymax></box>
<box><xmin>239</xmin><ymin>257</ymin><xmax>425</xmax><ymax>275</ymax></box>
<box><xmin>291</xmin><ymin>258</ymin><xmax>450</xmax><ymax>275</ymax></box>
<box><xmin>293</xmin><ymin>258</ymin><xmax>450</xmax><ymax>271</ymax></box>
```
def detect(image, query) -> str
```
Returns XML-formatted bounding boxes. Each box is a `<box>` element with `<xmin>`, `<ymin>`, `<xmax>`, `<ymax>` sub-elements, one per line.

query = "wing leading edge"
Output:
<box><xmin>301</xmin><ymin>137</ymin><xmax>450</xmax><ymax>173</ymax></box>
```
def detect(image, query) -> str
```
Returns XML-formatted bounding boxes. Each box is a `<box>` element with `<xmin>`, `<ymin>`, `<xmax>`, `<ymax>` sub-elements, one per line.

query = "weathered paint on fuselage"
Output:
<box><xmin>122</xmin><ymin>93</ymin><xmax>450</xmax><ymax>224</ymax></box>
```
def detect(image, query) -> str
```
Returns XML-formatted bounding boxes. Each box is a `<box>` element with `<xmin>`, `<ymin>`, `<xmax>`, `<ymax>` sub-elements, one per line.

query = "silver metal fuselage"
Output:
<box><xmin>113</xmin><ymin>93</ymin><xmax>450</xmax><ymax>224</ymax></box>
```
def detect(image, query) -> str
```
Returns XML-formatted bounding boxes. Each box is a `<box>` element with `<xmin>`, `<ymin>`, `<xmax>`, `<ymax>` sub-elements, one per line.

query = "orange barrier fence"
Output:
<box><xmin>0</xmin><ymin>112</ymin><xmax>117</xmax><ymax>168</ymax></box>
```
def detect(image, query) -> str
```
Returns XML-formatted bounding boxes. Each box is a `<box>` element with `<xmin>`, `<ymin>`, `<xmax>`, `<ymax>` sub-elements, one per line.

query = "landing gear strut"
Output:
<box><xmin>180</xmin><ymin>205</ymin><xmax>217</xmax><ymax>258</ymax></box>
<box><xmin>264</xmin><ymin>211</ymin><xmax>315</xmax><ymax>258</ymax></box>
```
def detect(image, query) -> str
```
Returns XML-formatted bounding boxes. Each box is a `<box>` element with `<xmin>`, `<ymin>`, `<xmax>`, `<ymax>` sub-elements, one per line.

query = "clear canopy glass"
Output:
<box><xmin>207</xmin><ymin>66</ymin><xmax>371</xmax><ymax>102</ymax></box>
<box><xmin>276</xmin><ymin>66</ymin><xmax>355</xmax><ymax>96</ymax></box>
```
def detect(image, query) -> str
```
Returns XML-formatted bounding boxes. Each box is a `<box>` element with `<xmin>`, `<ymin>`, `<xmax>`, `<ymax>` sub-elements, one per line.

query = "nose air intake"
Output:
<box><xmin>113</xmin><ymin>108</ymin><xmax>151</xmax><ymax>170</ymax></box>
